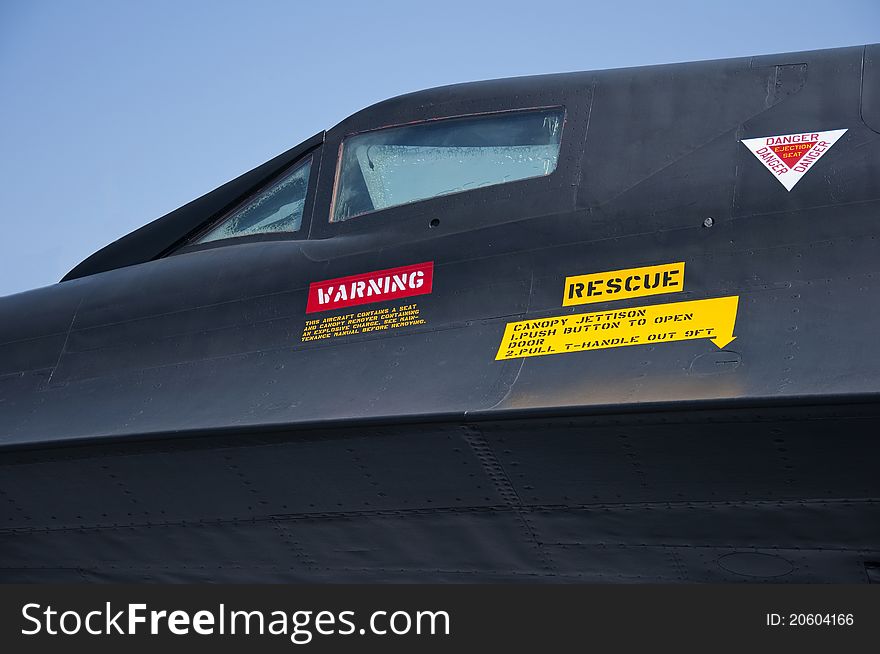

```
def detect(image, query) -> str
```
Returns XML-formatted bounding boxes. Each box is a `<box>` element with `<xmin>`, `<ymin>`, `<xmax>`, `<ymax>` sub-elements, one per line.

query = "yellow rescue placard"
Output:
<box><xmin>496</xmin><ymin>295</ymin><xmax>739</xmax><ymax>360</ymax></box>
<box><xmin>563</xmin><ymin>261</ymin><xmax>685</xmax><ymax>306</ymax></box>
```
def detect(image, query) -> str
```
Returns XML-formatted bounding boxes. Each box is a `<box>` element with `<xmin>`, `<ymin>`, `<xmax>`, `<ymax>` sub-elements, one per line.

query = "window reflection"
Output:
<box><xmin>331</xmin><ymin>109</ymin><xmax>564</xmax><ymax>222</ymax></box>
<box><xmin>196</xmin><ymin>156</ymin><xmax>312</xmax><ymax>243</ymax></box>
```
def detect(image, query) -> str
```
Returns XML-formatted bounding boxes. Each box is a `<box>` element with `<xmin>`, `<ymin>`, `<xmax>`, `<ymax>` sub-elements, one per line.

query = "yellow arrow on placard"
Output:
<box><xmin>495</xmin><ymin>295</ymin><xmax>739</xmax><ymax>360</ymax></box>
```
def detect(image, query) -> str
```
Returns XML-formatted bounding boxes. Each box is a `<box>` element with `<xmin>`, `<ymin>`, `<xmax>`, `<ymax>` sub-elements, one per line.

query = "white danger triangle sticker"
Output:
<box><xmin>741</xmin><ymin>129</ymin><xmax>847</xmax><ymax>191</ymax></box>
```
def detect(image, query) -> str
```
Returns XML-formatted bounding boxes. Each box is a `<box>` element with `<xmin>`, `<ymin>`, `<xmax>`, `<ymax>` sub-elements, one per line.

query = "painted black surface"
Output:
<box><xmin>2</xmin><ymin>404</ymin><xmax>878</xmax><ymax>582</ymax></box>
<box><xmin>1</xmin><ymin>45</ymin><xmax>879</xmax><ymax>582</ymax></box>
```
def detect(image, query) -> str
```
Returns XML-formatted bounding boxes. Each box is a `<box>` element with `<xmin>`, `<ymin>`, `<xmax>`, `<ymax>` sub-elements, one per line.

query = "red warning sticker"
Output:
<box><xmin>306</xmin><ymin>262</ymin><xmax>434</xmax><ymax>313</ymax></box>
<box><xmin>741</xmin><ymin>129</ymin><xmax>846</xmax><ymax>191</ymax></box>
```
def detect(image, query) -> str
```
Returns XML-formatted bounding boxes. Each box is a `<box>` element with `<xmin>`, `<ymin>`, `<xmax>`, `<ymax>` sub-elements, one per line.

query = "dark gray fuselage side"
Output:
<box><xmin>1</xmin><ymin>45</ymin><xmax>879</xmax><ymax>582</ymax></box>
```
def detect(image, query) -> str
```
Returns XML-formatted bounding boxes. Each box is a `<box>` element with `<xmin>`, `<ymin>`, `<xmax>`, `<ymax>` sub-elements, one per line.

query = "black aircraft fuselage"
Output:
<box><xmin>2</xmin><ymin>45</ymin><xmax>880</xmax><ymax>582</ymax></box>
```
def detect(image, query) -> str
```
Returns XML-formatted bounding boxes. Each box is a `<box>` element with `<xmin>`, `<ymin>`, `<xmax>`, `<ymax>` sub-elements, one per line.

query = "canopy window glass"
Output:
<box><xmin>195</xmin><ymin>156</ymin><xmax>312</xmax><ymax>243</ymax></box>
<box><xmin>331</xmin><ymin>107</ymin><xmax>565</xmax><ymax>222</ymax></box>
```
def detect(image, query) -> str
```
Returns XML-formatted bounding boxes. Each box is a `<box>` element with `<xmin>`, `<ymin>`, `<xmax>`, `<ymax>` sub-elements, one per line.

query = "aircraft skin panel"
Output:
<box><xmin>1</xmin><ymin>406</ymin><xmax>878</xmax><ymax>582</ymax></box>
<box><xmin>863</xmin><ymin>44</ymin><xmax>880</xmax><ymax>134</ymax></box>
<box><xmin>1</xmin><ymin>45</ymin><xmax>879</xmax><ymax>582</ymax></box>
<box><xmin>3</xmin><ymin>209</ymin><xmax>880</xmax><ymax>442</ymax></box>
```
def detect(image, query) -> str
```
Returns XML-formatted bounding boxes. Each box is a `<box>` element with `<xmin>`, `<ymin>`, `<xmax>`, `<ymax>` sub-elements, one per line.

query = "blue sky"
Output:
<box><xmin>1</xmin><ymin>0</ymin><xmax>877</xmax><ymax>297</ymax></box>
